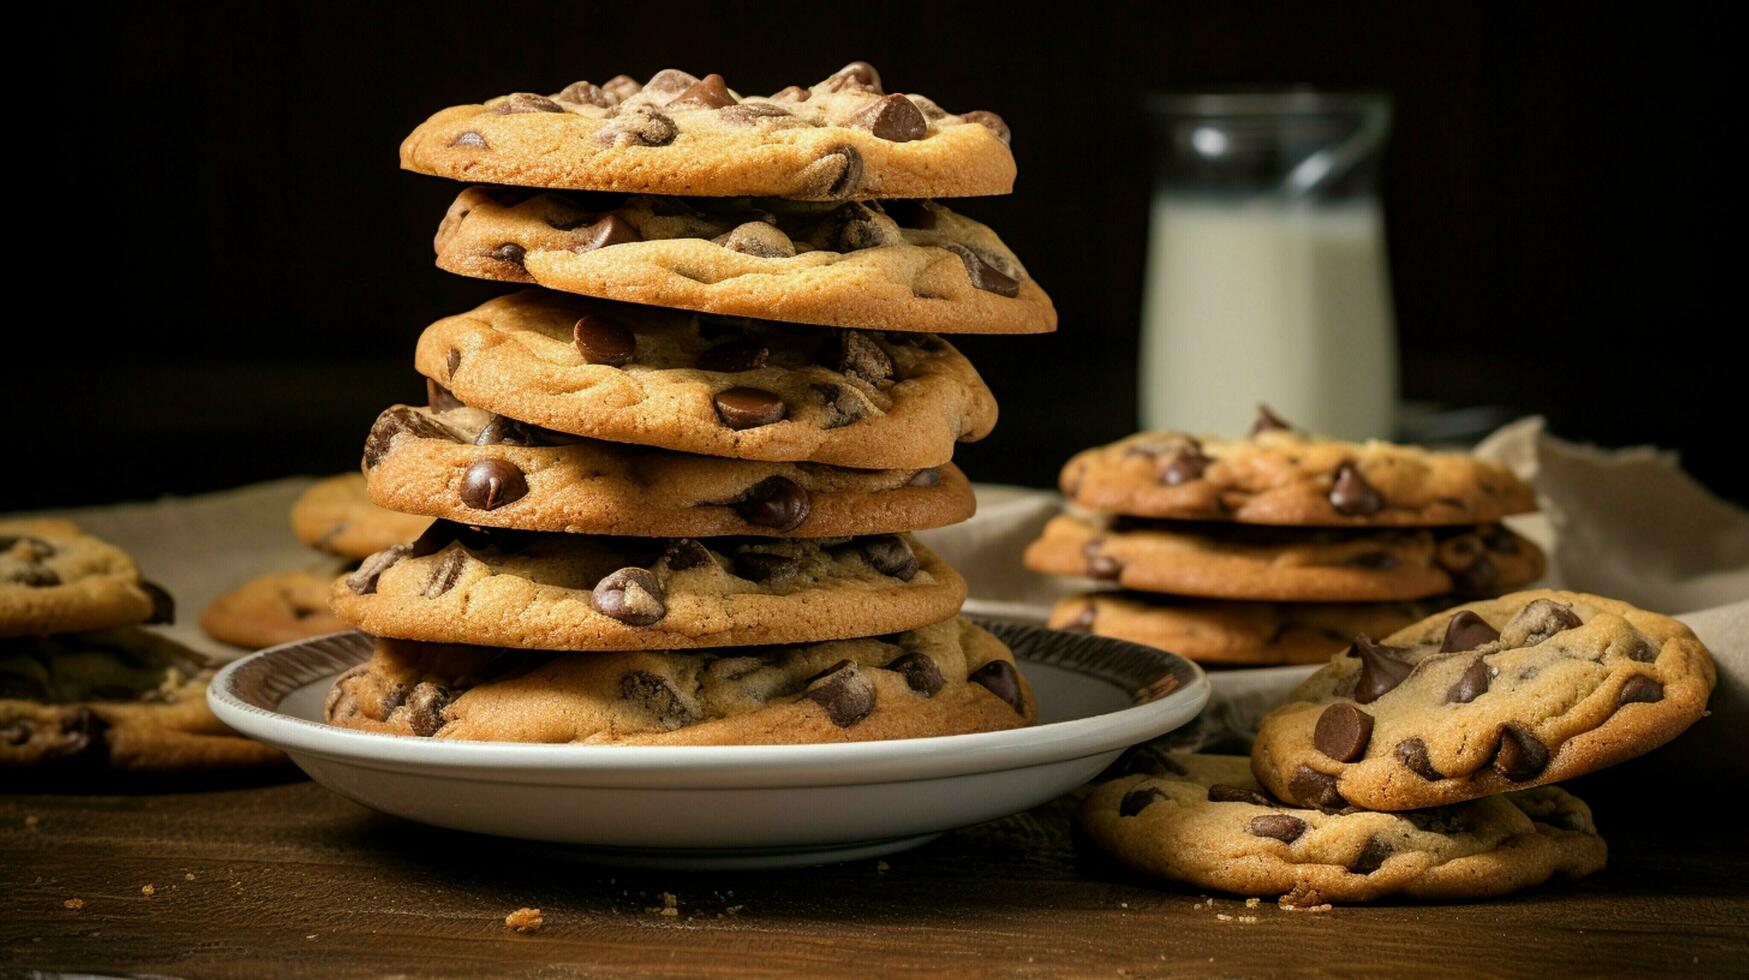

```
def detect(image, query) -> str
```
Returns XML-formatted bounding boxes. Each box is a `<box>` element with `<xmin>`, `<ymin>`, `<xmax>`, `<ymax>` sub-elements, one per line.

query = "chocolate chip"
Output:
<box><xmin>573</xmin><ymin>312</ymin><xmax>637</xmax><ymax>366</ymax></box>
<box><xmin>1394</xmin><ymin>737</ymin><xmax>1444</xmax><ymax>780</ymax></box>
<box><xmin>848</xmin><ymin>93</ymin><xmax>926</xmax><ymax>142</ymax></box>
<box><xmin>345</xmin><ymin>544</ymin><xmax>409</xmax><ymax>595</ymax></box>
<box><xmin>1313</xmin><ymin>703</ymin><xmax>1374</xmax><ymax>762</ymax></box>
<box><xmin>959</xmin><ymin>109</ymin><xmax>1010</xmax><ymax>144</ymax></box>
<box><xmin>815</xmin><ymin>382</ymin><xmax>868</xmax><ymax>428</ymax></box>
<box><xmin>494</xmin><ymin>92</ymin><xmax>565</xmax><ymax>114</ymax></box>
<box><xmin>1492</xmin><ymin>724</ymin><xmax>1550</xmax><ymax>781</ymax></box>
<box><xmin>620</xmin><ymin>670</ymin><xmax>697</xmax><ymax>728</ymax></box>
<box><xmin>1349</xmin><ymin>837</ymin><xmax>1392</xmax><ymax>874</ymax></box>
<box><xmin>1348</xmin><ymin>634</ymin><xmax>1415</xmax><ymax>704</ymax></box>
<box><xmin>908</xmin><ymin>468</ymin><xmax>941</xmax><ymax>487</ymax></box>
<box><xmin>858</xmin><ymin>535</ymin><xmax>919</xmax><ymax>581</ymax></box>
<box><xmin>1288</xmin><ymin>764</ymin><xmax>1347</xmax><ymax>810</ymax></box>
<box><xmin>1119</xmin><ymin>786</ymin><xmax>1168</xmax><ymax>817</ymax></box>
<box><xmin>141</xmin><ymin>581</ymin><xmax>175</xmax><ymax>625</ymax></box>
<box><xmin>1329</xmin><ymin>463</ymin><xmax>1384</xmax><ymax>516</ymax></box>
<box><xmin>697</xmin><ymin>339</ymin><xmax>769</xmax><ymax>373</ymax></box>
<box><xmin>800</xmin><ymin>144</ymin><xmax>864</xmax><ymax>199</ymax></box>
<box><xmin>1208</xmin><ymin>785</ymin><xmax>1274</xmax><ymax>806</ymax></box>
<box><xmin>598</xmin><ymin>105</ymin><xmax>677</xmax><ymax>147</ymax></box>
<box><xmin>821</xmin><ymin>61</ymin><xmax>882</xmax><ymax>94</ymax></box>
<box><xmin>969</xmin><ymin>660</ymin><xmax>1026</xmax><ymax>714</ymax></box>
<box><xmin>363</xmin><ymin>406</ymin><xmax>465</xmax><ymax>468</ymax></box>
<box><xmin>733</xmin><ymin>551</ymin><xmax>799</xmax><ymax>585</ymax></box>
<box><xmin>881</xmin><ymin>199</ymin><xmax>938</xmax><ymax>230</ymax></box>
<box><xmin>426</xmin><ymin>378</ymin><xmax>464</xmax><ymax>412</ymax></box>
<box><xmin>446</xmin><ymin>348</ymin><xmax>462</xmax><ymax>378</ymax></box>
<box><xmin>1502</xmin><ymin>598</ymin><xmax>1583</xmax><ymax>647</ymax></box>
<box><xmin>554</xmin><ymin>80</ymin><xmax>613</xmax><ymax>107</ymax></box>
<box><xmin>404</xmin><ymin>682</ymin><xmax>451</xmax><ymax>737</ymax></box>
<box><xmin>883</xmin><ymin>651</ymin><xmax>945</xmax><ymax>696</ymax></box>
<box><xmin>1627</xmin><ymin>639</ymin><xmax>1657</xmax><ymax>663</ymax></box>
<box><xmin>1160</xmin><ymin>449</ymin><xmax>1210</xmax><ymax>486</ymax></box>
<box><xmin>828</xmin><ymin>330</ymin><xmax>895</xmax><ymax>385</ymax></box>
<box><xmin>734</xmin><ymin>476</ymin><xmax>811</xmax><ymax>532</ymax></box>
<box><xmin>1619</xmin><ymin>675</ymin><xmax>1665</xmax><ymax>705</ymax></box>
<box><xmin>666</xmin><ymin>73</ymin><xmax>736</xmax><ymax>110</ymax></box>
<box><xmin>661</xmin><ymin>538</ymin><xmax>714</xmax><ymax>572</ymax></box>
<box><xmin>642</xmin><ymin>69</ymin><xmax>699</xmax><ymax>98</ymax></box>
<box><xmin>1251</xmin><ymin>404</ymin><xmax>1293</xmax><ymax>434</ymax></box>
<box><xmin>488</xmin><ymin>242</ymin><xmax>527</xmax><ymax>267</ymax></box>
<box><xmin>714</xmin><ymin>387</ymin><xmax>787</xmax><ymax>429</ymax></box>
<box><xmin>474</xmin><ymin>414</ymin><xmax>547</xmax><ymax>447</ymax></box>
<box><xmin>943</xmin><ymin>243</ymin><xmax>1021</xmax><ymax>297</ymax></box>
<box><xmin>460</xmin><ymin>458</ymin><xmax>528</xmax><ymax>511</ymax></box>
<box><xmin>449</xmin><ymin>131</ymin><xmax>488</xmax><ymax>149</ymax></box>
<box><xmin>1446</xmin><ymin>656</ymin><xmax>1492</xmax><ymax>704</ymax></box>
<box><xmin>577</xmin><ymin>213</ymin><xmax>642</xmax><ymax>252</ymax></box>
<box><xmin>601</xmin><ymin>74</ymin><xmax>642</xmax><ymax>101</ymax></box>
<box><xmin>712</xmin><ymin>221</ymin><xmax>795</xmax><ymax>258</ymax></box>
<box><xmin>1247</xmin><ymin>814</ymin><xmax>1307</xmax><ymax>843</ymax></box>
<box><xmin>1440</xmin><ymin>610</ymin><xmax>1500</xmax><ymax>652</ymax></box>
<box><xmin>718</xmin><ymin>102</ymin><xmax>794</xmax><ymax>126</ymax></box>
<box><xmin>1083</xmin><ymin>540</ymin><xmax>1123</xmax><ymax>582</ymax></box>
<box><xmin>421</xmin><ymin>550</ymin><xmax>468</xmax><ymax>597</ymax></box>
<box><xmin>591</xmin><ymin>567</ymin><xmax>667</xmax><ymax>626</ymax></box>
<box><xmin>803</xmin><ymin>660</ymin><xmax>876</xmax><ymax>727</ymax></box>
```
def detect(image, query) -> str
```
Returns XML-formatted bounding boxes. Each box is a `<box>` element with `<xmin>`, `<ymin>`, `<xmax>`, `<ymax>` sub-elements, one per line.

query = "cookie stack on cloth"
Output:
<box><xmin>1077</xmin><ymin>590</ymin><xmax>1716</xmax><ymax>904</ymax></box>
<box><xmin>201</xmin><ymin>474</ymin><xmax>430</xmax><ymax>649</ymax></box>
<box><xmin>2</xmin><ymin>520</ymin><xmax>284</xmax><ymax>774</ymax></box>
<box><xmin>1025</xmin><ymin>408</ymin><xmax>1548</xmax><ymax>667</ymax></box>
<box><xmin>321</xmin><ymin>62</ymin><xmax>1053</xmax><ymax>744</ymax></box>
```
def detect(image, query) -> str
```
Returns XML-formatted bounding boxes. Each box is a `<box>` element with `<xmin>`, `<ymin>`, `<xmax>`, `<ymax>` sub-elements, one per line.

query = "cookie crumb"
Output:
<box><xmin>63</xmin><ymin>898</ymin><xmax>84</xmax><ymax>910</ymax></box>
<box><xmin>1120</xmin><ymin>902</ymin><xmax>1129</xmax><ymax>909</ymax></box>
<box><xmin>185</xmin><ymin>872</ymin><xmax>196</xmax><ymax>881</ymax></box>
<box><xmin>1239</xmin><ymin>915</ymin><xmax>1258</xmax><ymax>924</ymax></box>
<box><xmin>1216</xmin><ymin>913</ymin><xmax>1232</xmax><ymax>921</ymax></box>
<box><xmin>725</xmin><ymin>905</ymin><xmax>744</xmax><ymax>916</ymax></box>
<box><xmin>1244</xmin><ymin>897</ymin><xmax>1260</xmax><ymax>909</ymax></box>
<box><xmin>141</xmin><ymin>884</ymin><xmax>155</xmax><ymax>897</ymax></box>
<box><xmin>876</xmin><ymin>860</ymin><xmax>890</xmax><ymax>872</ymax></box>
<box><xmin>505</xmin><ymin>907</ymin><xmax>543</xmax><ymax>933</ymax></box>
<box><xmin>648</xmin><ymin>892</ymin><xmax>680</xmax><ymax>917</ymax></box>
<box><xmin>24</xmin><ymin>815</ymin><xmax>39</xmax><ymax>828</ymax></box>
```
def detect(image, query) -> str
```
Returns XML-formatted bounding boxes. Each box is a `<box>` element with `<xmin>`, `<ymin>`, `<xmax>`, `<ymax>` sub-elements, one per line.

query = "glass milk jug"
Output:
<box><xmin>1140</xmin><ymin>91</ymin><xmax>1397</xmax><ymax>440</ymax></box>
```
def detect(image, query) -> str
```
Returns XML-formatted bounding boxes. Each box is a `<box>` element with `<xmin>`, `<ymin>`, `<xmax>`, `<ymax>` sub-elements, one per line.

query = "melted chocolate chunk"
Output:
<box><xmin>1313</xmin><ymin>703</ymin><xmax>1374</xmax><ymax>762</ymax></box>
<box><xmin>714</xmin><ymin>387</ymin><xmax>788</xmax><ymax>429</ymax></box>
<box><xmin>1119</xmin><ymin>786</ymin><xmax>1168</xmax><ymax>817</ymax></box>
<box><xmin>666</xmin><ymin>73</ymin><xmax>736</xmax><ymax>110</ymax></box>
<box><xmin>345</xmin><ymin>544</ymin><xmax>410</xmax><ymax>595</ymax></box>
<box><xmin>857</xmin><ymin>534</ymin><xmax>920</xmax><ymax>581</ymax></box>
<box><xmin>733</xmin><ymin>551</ymin><xmax>799</xmax><ymax>585</ymax></box>
<box><xmin>404</xmin><ymin>682</ymin><xmax>452</xmax><ymax>736</ymax></box>
<box><xmin>1248</xmin><ymin>814</ymin><xmax>1306</xmax><ymax>843</ymax></box>
<box><xmin>1329</xmin><ymin>463</ymin><xmax>1384</xmax><ymax>516</ymax></box>
<box><xmin>1618</xmin><ymin>675</ymin><xmax>1665</xmax><ymax>705</ymax></box>
<box><xmin>590</xmin><ymin>567</ymin><xmax>667</xmax><ymax>626</ymax></box>
<box><xmin>1446</xmin><ymin>656</ymin><xmax>1492</xmax><ymax>704</ymax></box>
<box><xmin>577</xmin><ymin>213</ymin><xmax>642</xmax><ymax>251</ymax></box>
<box><xmin>426</xmin><ymin>379</ymin><xmax>465</xmax><ymax>412</ymax></box>
<box><xmin>474</xmin><ymin>414</ymin><xmax>548</xmax><ymax>447</ymax></box>
<box><xmin>848</xmin><ymin>93</ymin><xmax>926</xmax><ymax>142</ymax></box>
<box><xmin>660</xmin><ymin>538</ymin><xmax>714</xmax><ymax>572</ymax></box>
<box><xmin>712</xmin><ymin>220</ymin><xmax>795</xmax><ymax>257</ymax></box>
<box><xmin>1160</xmin><ymin>449</ymin><xmax>1210</xmax><ymax>486</ymax></box>
<box><xmin>828</xmin><ymin>330</ymin><xmax>895</xmax><ymax>385</ymax></box>
<box><xmin>554</xmin><ymin>80</ymin><xmax>612</xmax><ymax>107</ymax></box>
<box><xmin>697</xmin><ymin>338</ymin><xmax>770</xmax><ymax>373</ymax></box>
<box><xmin>803</xmin><ymin>660</ymin><xmax>876</xmax><ymax>726</ymax></box>
<box><xmin>494</xmin><ymin>92</ymin><xmax>564</xmax><ymax>114</ymax></box>
<box><xmin>1208</xmin><ymin>785</ymin><xmax>1274</xmax><ymax>806</ymax></box>
<box><xmin>421</xmin><ymin>550</ymin><xmax>468</xmax><ymax>597</ymax></box>
<box><xmin>734</xmin><ymin>477</ymin><xmax>811</xmax><ymax>532</ymax></box>
<box><xmin>1394</xmin><ymin>737</ymin><xmax>1444</xmax><ymax>780</ymax></box>
<box><xmin>363</xmin><ymin>406</ymin><xmax>465</xmax><ymax>468</ymax></box>
<box><xmin>969</xmin><ymin>660</ymin><xmax>1026</xmax><ymax>714</ymax></box>
<box><xmin>1083</xmin><ymin>540</ymin><xmax>1123</xmax><ymax>582</ymax></box>
<box><xmin>1348</xmin><ymin>634</ymin><xmax>1415</xmax><ymax>704</ymax></box>
<box><xmin>141</xmin><ymin>582</ymin><xmax>175</xmax><ymax>625</ymax></box>
<box><xmin>815</xmin><ymin>382</ymin><xmax>868</xmax><ymax>429</ymax></box>
<box><xmin>1440</xmin><ymin>610</ymin><xmax>1500</xmax><ymax>652</ymax></box>
<box><xmin>820</xmin><ymin>61</ymin><xmax>882</xmax><ymax>94</ymax></box>
<box><xmin>803</xmin><ymin>144</ymin><xmax>865</xmax><ymax>199</ymax></box>
<box><xmin>718</xmin><ymin>102</ymin><xmax>795</xmax><ymax>126</ymax></box>
<box><xmin>1349</xmin><ymin>837</ymin><xmax>1393</xmax><ymax>874</ymax></box>
<box><xmin>1288</xmin><ymin>764</ymin><xmax>1347</xmax><ymax>810</ymax></box>
<box><xmin>959</xmin><ymin>110</ymin><xmax>1010</xmax><ymax>144</ymax></box>
<box><xmin>1492</xmin><ymin>724</ymin><xmax>1550</xmax><ymax>781</ymax></box>
<box><xmin>1502</xmin><ymin>599</ymin><xmax>1582</xmax><ymax>647</ymax></box>
<box><xmin>598</xmin><ymin>104</ymin><xmax>677</xmax><ymax>147</ymax></box>
<box><xmin>943</xmin><ymin>243</ymin><xmax>1020</xmax><ymax>297</ymax></box>
<box><xmin>883</xmin><ymin>651</ymin><xmax>945</xmax><ymax>696</ymax></box>
<box><xmin>908</xmin><ymin>468</ymin><xmax>941</xmax><ymax>487</ymax></box>
<box><xmin>620</xmin><ymin>670</ymin><xmax>698</xmax><ymax>729</ymax></box>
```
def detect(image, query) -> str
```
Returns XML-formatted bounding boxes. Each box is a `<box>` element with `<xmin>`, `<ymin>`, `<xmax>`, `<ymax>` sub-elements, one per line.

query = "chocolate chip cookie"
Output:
<box><xmin>324</xmin><ymin>615</ymin><xmax>1033</xmax><ymax>744</ymax></box>
<box><xmin>289</xmin><ymin>473</ymin><xmax>432</xmax><ymax>561</ymax></box>
<box><xmin>419</xmin><ymin>290</ymin><xmax>996</xmax><ymax>469</ymax></box>
<box><xmin>1</xmin><ymin>628</ymin><xmax>285</xmax><ymax>772</ymax></box>
<box><xmin>401</xmin><ymin>64</ymin><xmax>1015</xmax><ymax>200</ymax></box>
<box><xmin>1060</xmin><ymin>417</ymin><xmax>1537</xmax><ymax>526</ymax></box>
<box><xmin>1080</xmin><ymin>753</ymin><xmax>1605</xmax><ymax>903</ymax></box>
<box><xmin>1251</xmin><ymin>590</ymin><xmax>1717</xmax><ymax>811</ymax></box>
<box><xmin>1049</xmin><ymin>594</ymin><xmax>1447</xmax><ymax>667</ymax></box>
<box><xmin>1023</xmin><ymin>514</ymin><xmax>1543</xmax><ymax>602</ymax></box>
<box><xmin>2</xmin><ymin>519</ymin><xmax>173</xmax><ymax>638</ymax></box>
<box><xmin>199</xmin><ymin>567</ymin><xmax>348</xmax><ymax>650</ymax></box>
<box><xmin>434</xmin><ymin>187</ymin><xmax>1055</xmax><ymax>336</ymax></box>
<box><xmin>363</xmin><ymin>401</ymin><xmax>973</xmax><ymax>537</ymax></box>
<box><xmin>330</xmin><ymin>521</ymin><xmax>965</xmax><ymax>651</ymax></box>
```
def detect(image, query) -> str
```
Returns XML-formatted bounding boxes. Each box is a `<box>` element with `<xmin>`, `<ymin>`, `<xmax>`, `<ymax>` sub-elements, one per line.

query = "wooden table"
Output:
<box><xmin>4</xmin><ymin>776</ymin><xmax>1745</xmax><ymax>977</ymax></box>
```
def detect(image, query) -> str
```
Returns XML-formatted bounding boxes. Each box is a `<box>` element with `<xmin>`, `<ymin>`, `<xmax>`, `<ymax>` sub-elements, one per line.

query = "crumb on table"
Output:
<box><xmin>63</xmin><ymin>898</ymin><xmax>84</xmax><ymax>910</ymax></box>
<box><xmin>505</xmin><ymin>907</ymin><xmax>543</xmax><ymax>933</ymax></box>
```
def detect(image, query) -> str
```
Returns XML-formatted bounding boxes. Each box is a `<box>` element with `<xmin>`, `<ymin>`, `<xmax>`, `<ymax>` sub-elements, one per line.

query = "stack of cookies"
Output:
<box><xmin>201</xmin><ymin>474</ymin><xmax>430</xmax><ymax>649</ymax></box>
<box><xmin>1025</xmin><ymin>409</ymin><xmax>1548</xmax><ymax>667</ymax></box>
<box><xmin>321</xmin><ymin>63</ymin><xmax>1054</xmax><ymax>744</ymax></box>
<box><xmin>3</xmin><ymin>520</ymin><xmax>283</xmax><ymax>774</ymax></box>
<box><xmin>1079</xmin><ymin>589</ymin><xmax>1717</xmax><ymax>904</ymax></box>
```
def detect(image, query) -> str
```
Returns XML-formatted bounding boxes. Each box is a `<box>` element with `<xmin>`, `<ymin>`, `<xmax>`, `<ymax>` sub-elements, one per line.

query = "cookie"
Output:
<box><xmin>435</xmin><ymin>187</ymin><xmax>1055</xmax><ymax>336</ymax></box>
<box><xmin>1023</xmin><ymin>514</ymin><xmax>1543</xmax><ymax>602</ymax></box>
<box><xmin>324</xmin><ymin>615</ymin><xmax>1034</xmax><ymax>744</ymax></box>
<box><xmin>290</xmin><ymin>473</ymin><xmax>432</xmax><ymax>560</ymax></box>
<box><xmin>419</xmin><ymin>290</ymin><xmax>996</xmax><ymax>468</ymax></box>
<box><xmin>400</xmin><ymin>63</ymin><xmax>1015</xmax><ymax>201</ymax></box>
<box><xmin>2</xmin><ymin>519</ymin><xmax>172</xmax><ymax>638</ymax></box>
<box><xmin>199</xmin><ymin>568</ymin><xmax>348</xmax><ymax>650</ymax></box>
<box><xmin>1049</xmin><ymin>594</ymin><xmax>1447</xmax><ymax>667</ymax></box>
<box><xmin>1</xmin><ymin>628</ymin><xmax>284</xmax><ymax>772</ymax></box>
<box><xmin>1060</xmin><ymin>416</ymin><xmax>1537</xmax><ymax>526</ymax></box>
<box><xmin>363</xmin><ymin>401</ymin><xmax>975</xmax><ymax>537</ymax></box>
<box><xmin>330</xmin><ymin>521</ymin><xmax>965</xmax><ymax>651</ymax></box>
<box><xmin>1079</xmin><ymin>754</ymin><xmax>1605</xmax><ymax>903</ymax></box>
<box><xmin>1251</xmin><ymin>590</ymin><xmax>1716</xmax><ymax>811</ymax></box>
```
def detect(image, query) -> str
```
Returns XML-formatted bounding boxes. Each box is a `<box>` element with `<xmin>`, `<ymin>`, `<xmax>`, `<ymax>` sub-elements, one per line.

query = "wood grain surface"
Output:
<box><xmin>3</xmin><ymin>777</ymin><xmax>1745</xmax><ymax>978</ymax></box>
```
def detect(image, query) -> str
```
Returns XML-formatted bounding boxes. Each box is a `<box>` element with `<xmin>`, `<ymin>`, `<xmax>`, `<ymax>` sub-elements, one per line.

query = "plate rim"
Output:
<box><xmin>207</xmin><ymin>619</ymin><xmax>1208</xmax><ymax>787</ymax></box>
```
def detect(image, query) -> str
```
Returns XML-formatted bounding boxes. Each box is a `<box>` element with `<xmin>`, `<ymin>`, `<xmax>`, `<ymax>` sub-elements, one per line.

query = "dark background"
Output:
<box><xmin>16</xmin><ymin>1</ymin><xmax>1737</xmax><ymax>511</ymax></box>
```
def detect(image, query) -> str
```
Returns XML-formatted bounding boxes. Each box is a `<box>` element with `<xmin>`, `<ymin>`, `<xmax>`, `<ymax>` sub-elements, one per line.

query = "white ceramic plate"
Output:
<box><xmin>208</xmin><ymin>620</ymin><xmax>1208</xmax><ymax>869</ymax></box>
